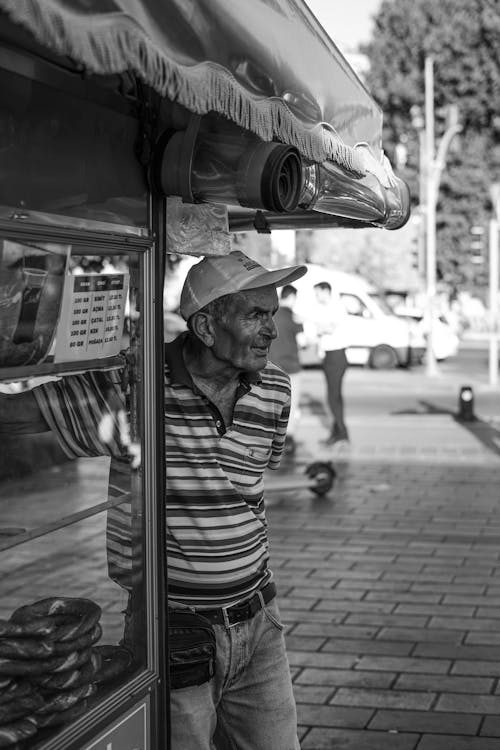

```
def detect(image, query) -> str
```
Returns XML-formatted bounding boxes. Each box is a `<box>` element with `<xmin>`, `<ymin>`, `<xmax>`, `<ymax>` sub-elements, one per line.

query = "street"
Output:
<box><xmin>300</xmin><ymin>340</ymin><xmax>500</xmax><ymax>422</ymax></box>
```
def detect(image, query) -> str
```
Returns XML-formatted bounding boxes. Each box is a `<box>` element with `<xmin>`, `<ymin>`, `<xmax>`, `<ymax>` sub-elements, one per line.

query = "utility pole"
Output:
<box><xmin>489</xmin><ymin>183</ymin><xmax>500</xmax><ymax>386</ymax></box>
<box><xmin>424</xmin><ymin>56</ymin><xmax>437</xmax><ymax>376</ymax></box>
<box><xmin>410</xmin><ymin>105</ymin><xmax>427</xmax><ymax>276</ymax></box>
<box><xmin>424</xmin><ymin>56</ymin><xmax>462</xmax><ymax>376</ymax></box>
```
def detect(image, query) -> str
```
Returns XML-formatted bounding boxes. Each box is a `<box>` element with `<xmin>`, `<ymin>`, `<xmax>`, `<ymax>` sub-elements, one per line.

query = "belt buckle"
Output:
<box><xmin>222</xmin><ymin>588</ymin><xmax>268</xmax><ymax>628</ymax></box>
<box><xmin>222</xmin><ymin>605</ymin><xmax>239</xmax><ymax>629</ymax></box>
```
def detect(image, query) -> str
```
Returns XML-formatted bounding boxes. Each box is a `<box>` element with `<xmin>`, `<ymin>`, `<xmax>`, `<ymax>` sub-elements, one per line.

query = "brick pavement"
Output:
<box><xmin>267</xmin><ymin>411</ymin><xmax>500</xmax><ymax>749</ymax></box>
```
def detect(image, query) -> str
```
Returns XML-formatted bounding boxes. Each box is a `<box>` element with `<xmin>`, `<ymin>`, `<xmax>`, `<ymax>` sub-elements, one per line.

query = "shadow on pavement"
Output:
<box><xmin>392</xmin><ymin>399</ymin><xmax>500</xmax><ymax>457</ymax></box>
<box><xmin>301</xmin><ymin>395</ymin><xmax>328</xmax><ymax>417</ymax></box>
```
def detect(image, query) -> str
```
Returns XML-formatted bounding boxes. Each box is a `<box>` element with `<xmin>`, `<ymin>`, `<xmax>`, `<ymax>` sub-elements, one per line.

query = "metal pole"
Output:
<box><xmin>417</xmin><ymin>129</ymin><xmax>427</xmax><ymax>276</ymax></box>
<box><xmin>489</xmin><ymin>217</ymin><xmax>499</xmax><ymax>386</ymax></box>
<box><xmin>425</xmin><ymin>56</ymin><xmax>438</xmax><ymax>376</ymax></box>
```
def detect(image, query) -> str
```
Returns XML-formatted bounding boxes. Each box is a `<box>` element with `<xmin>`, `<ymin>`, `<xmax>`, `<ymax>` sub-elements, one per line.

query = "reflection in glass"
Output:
<box><xmin>0</xmin><ymin>241</ymin><xmax>69</xmax><ymax>368</ymax></box>
<box><xmin>12</xmin><ymin>268</ymin><xmax>48</xmax><ymax>344</ymax></box>
<box><xmin>0</xmin><ymin>67</ymin><xmax>148</xmax><ymax>230</ymax></box>
<box><xmin>0</xmin><ymin>249</ymin><xmax>145</xmax><ymax>747</ymax></box>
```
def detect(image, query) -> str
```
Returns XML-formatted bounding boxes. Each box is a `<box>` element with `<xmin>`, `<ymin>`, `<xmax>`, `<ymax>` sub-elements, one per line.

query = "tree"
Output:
<box><xmin>296</xmin><ymin>221</ymin><xmax>421</xmax><ymax>292</ymax></box>
<box><xmin>362</xmin><ymin>0</ymin><xmax>500</xmax><ymax>294</ymax></box>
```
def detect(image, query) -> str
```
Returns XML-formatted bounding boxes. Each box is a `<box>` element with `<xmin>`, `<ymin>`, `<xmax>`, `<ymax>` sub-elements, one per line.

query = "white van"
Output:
<box><xmin>392</xmin><ymin>305</ymin><xmax>460</xmax><ymax>363</ymax></box>
<box><xmin>292</xmin><ymin>264</ymin><xmax>412</xmax><ymax>369</ymax></box>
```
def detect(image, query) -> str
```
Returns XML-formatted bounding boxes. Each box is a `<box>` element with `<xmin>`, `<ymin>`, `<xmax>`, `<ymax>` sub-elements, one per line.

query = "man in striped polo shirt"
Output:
<box><xmin>166</xmin><ymin>250</ymin><xmax>306</xmax><ymax>749</ymax></box>
<box><xmin>0</xmin><ymin>250</ymin><xmax>307</xmax><ymax>749</ymax></box>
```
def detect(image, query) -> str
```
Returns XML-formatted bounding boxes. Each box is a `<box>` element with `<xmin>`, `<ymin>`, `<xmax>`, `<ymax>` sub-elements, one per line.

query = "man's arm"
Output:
<box><xmin>0</xmin><ymin>391</ymin><xmax>50</xmax><ymax>434</ymax></box>
<box><xmin>268</xmin><ymin>380</ymin><xmax>291</xmax><ymax>471</ymax></box>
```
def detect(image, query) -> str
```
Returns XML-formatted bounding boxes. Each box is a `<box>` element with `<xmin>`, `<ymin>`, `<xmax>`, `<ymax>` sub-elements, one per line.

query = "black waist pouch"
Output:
<box><xmin>168</xmin><ymin>609</ymin><xmax>216</xmax><ymax>690</ymax></box>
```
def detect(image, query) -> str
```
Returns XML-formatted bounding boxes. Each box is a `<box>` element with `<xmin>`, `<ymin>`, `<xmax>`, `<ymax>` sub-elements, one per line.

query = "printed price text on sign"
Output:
<box><xmin>54</xmin><ymin>273</ymin><xmax>129</xmax><ymax>362</ymax></box>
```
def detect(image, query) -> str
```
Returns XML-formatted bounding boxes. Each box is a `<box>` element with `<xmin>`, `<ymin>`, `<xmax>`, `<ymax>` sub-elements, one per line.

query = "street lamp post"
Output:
<box><xmin>424</xmin><ymin>56</ymin><xmax>462</xmax><ymax>376</ymax></box>
<box><xmin>489</xmin><ymin>183</ymin><xmax>500</xmax><ymax>386</ymax></box>
<box><xmin>410</xmin><ymin>105</ymin><xmax>427</xmax><ymax>276</ymax></box>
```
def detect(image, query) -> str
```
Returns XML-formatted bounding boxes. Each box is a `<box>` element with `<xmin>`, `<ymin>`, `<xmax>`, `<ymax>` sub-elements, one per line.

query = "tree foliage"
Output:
<box><xmin>362</xmin><ymin>0</ymin><xmax>500</xmax><ymax>293</ymax></box>
<box><xmin>296</xmin><ymin>221</ymin><xmax>421</xmax><ymax>292</ymax></box>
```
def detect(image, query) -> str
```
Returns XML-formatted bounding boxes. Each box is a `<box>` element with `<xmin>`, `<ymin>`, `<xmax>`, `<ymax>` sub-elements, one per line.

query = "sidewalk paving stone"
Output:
<box><xmin>417</xmin><ymin>736</ymin><xmax>500</xmax><ymax>749</ymax></box>
<box><xmin>368</xmin><ymin>708</ymin><xmax>481</xmax><ymax>734</ymax></box>
<box><xmin>297</xmin><ymin>704</ymin><xmax>375</xmax><ymax>729</ymax></box>
<box><xmin>394</xmin><ymin>674</ymin><xmax>495</xmax><ymax>694</ymax></box>
<box><xmin>436</xmin><ymin>693</ymin><xmax>500</xmax><ymax>713</ymax></box>
<box><xmin>301</xmin><ymin>727</ymin><xmax>419</xmax><ymax>749</ymax></box>
<box><xmin>480</xmin><ymin>716</ymin><xmax>500</xmax><ymax>736</ymax></box>
<box><xmin>330</xmin><ymin>687</ymin><xmax>435</xmax><ymax>711</ymax></box>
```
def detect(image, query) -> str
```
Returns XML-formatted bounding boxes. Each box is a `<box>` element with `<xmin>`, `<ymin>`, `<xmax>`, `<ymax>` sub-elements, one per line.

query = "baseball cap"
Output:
<box><xmin>179</xmin><ymin>250</ymin><xmax>307</xmax><ymax>320</ymax></box>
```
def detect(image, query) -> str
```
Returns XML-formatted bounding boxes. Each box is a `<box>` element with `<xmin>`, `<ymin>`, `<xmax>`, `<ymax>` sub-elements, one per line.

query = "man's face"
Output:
<box><xmin>211</xmin><ymin>285</ymin><xmax>279</xmax><ymax>372</ymax></box>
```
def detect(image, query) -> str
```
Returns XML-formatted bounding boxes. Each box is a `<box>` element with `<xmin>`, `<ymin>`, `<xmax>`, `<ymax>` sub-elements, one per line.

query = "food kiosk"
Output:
<box><xmin>0</xmin><ymin>1</ymin><xmax>410</xmax><ymax>747</ymax></box>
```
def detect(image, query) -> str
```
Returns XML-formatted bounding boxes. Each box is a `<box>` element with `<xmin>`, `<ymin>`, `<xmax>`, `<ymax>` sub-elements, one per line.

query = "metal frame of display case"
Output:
<box><xmin>0</xmin><ymin>19</ymin><xmax>168</xmax><ymax>750</ymax></box>
<box><xmin>0</xmin><ymin>223</ymin><xmax>168</xmax><ymax>749</ymax></box>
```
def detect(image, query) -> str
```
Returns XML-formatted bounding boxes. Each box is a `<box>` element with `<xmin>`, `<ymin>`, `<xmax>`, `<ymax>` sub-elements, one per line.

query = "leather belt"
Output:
<box><xmin>198</xmin><ymin>582</ymin><xmax>276</xmax><ymax>627</ymax></box>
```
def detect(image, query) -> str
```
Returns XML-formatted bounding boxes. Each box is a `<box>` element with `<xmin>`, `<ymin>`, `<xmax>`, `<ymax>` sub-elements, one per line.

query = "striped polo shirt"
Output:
<box><xmin>33</xmin><ymin>370</ymin><xmax>138</xmax><ymax>591</ymax></box>
<box><xmin>34</xmin><ymin>334</ymin><xmax>291</xmax><ymax>607</ymax></box>
<box><xmin>165</xmin><ymin>333</ymin><xmax>290</xmax><ymax>607</ymax></box>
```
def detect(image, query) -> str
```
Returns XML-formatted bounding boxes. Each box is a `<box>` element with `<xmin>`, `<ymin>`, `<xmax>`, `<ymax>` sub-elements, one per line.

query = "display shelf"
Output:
<box><xmin>0</xmin><ymin>355</ymin><xmax>125</xmax><ymax>383</ymax></box>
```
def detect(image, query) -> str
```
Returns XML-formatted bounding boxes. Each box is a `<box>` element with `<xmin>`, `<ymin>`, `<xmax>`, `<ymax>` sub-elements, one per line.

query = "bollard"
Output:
<box><xmin>457</xmin><ymin>385</ymin><xmax>476</xmax><ymax>421</ymax></box>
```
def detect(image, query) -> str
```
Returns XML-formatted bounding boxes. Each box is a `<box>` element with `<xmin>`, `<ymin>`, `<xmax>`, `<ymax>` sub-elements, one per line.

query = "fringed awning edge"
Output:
<box><xmin>0</xmin><ymin>0</ymin><xmax>370</xmax><ymax>178</ymax></box>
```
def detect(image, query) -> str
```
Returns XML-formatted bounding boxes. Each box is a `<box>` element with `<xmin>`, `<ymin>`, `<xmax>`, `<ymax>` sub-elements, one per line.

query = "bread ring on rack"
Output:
<box><xmin>93</xmin><ymin>645</ymin><xmax>133</xmax><ymax>684</ymax></box>
<box><xmin>52</xmin><ymin>623</ymin><xmax>102</xmax><ymax>655</ymax></box>
<box><xmin>10</xmin><ymin>598</ymin><xmax>101</xmax><ymax>624</ymax></box>
<box><xmin>33</xmin><ymin>698</ymin><xmax>88</xmax><ymax>728</ymax></box>
<box><xmin>51</xmin><ymin>648</ymin><xmax>92</xmax><ymax>674</ymax></box>
<box><xmin>52</xmin><ymin>614</ymin><xmax>99</xmax><ymax>643</ymax></box>
<box><xmin>0</xmin><ymin>640</ymin><xmax>54</xmax><ymax>661</ymax></box>
<box><xmin>0</xmin><ymin>618</ymin><xmax>60</xmax><ymax>639</ymax></box>
<box><xmin>0</xmin><ymin>694</ymin><xmax>44</xmax><ymax>724</ymax></box>
<box><xmin>10</xmin><ymin>599</ymin><xmax>101</xmax><ymax>643</ymax></box>
<box><xmin>36</xmin><ymin>682</ymin><xmax>96</xmax><ymax>715</ymax></box>
<box><xmin>0</xmin><ymin>681</ymin><xmax>33</xmax><ymax>704</ymax></box>
<box><xmin>0</xmin><ymin>624</ymin><xmax>102</xmax><ymax>660</ymax></box>
<box><xmin>32</xmin><ymin>650</ymin><xmax>101</xmax><ymax>691</ymax></box>
<box><xmin>0</xmin><ymin>648</ymin><xmax>91</xmax><ymax>677</ymax></box>
<box><xmin>0</xmin><ymin>716</ymin><xmax>37</xmax><ymax>747</ymax></box>
<box><xmin>39</xmin><ymin>611</ymin><xmax>101</xmax><ymax>644</ymax></box>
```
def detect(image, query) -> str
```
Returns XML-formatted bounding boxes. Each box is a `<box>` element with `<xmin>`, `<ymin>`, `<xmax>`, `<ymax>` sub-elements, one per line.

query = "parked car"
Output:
<box><xmin>391</xmin><ymin>306</ymin><xmax>460</xmax><ymax>362</ymax></box>
<box><xmin>292</xmin><ymin>265</ymin><xmax>412</xmax><ymax>369</ymax></box>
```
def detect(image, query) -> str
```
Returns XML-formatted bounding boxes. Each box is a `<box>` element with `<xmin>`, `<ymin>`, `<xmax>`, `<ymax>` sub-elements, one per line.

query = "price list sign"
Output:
<box><xmin>54</xmin><ymin>273</ymin><xmax>129</xmax><ymax>362</ymax></box>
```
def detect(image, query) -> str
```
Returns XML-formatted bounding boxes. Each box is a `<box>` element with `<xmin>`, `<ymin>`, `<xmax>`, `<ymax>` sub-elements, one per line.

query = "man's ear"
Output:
<box><xmin>190</xmin><ymin>311</ymin><xmax>215</xmax><ymax>347</ymax></box>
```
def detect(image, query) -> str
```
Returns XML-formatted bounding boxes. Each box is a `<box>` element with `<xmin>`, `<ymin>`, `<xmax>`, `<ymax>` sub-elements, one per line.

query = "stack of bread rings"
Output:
<box><xmin>0</xmin><ymin>597</ymin><xmax>102</xmax><ymax>748</ymax></box>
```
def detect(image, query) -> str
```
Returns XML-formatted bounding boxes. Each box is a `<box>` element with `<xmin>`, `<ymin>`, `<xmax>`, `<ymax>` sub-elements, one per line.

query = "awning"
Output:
<box><xmin>0</xmin><ymin>0</ymin><xmax>410</xmax><ymax>228</ymax></box>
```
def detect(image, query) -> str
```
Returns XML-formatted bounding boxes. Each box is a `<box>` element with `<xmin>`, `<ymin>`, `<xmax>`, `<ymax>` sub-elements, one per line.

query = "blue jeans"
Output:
<box><xmin>169</xmin><ymin>598</ymin><xmax>300</xmax><ymax>750</ymax></box>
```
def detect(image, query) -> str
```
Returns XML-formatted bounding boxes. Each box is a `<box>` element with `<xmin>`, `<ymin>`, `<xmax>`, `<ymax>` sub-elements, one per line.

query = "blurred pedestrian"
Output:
<box><xmin>269</xmin><ymin>284</ymin><xmax>304</xmax><ymax>456</ymax></box>
<box><xmin>312</xmin><ymin>281</ymin><xmax>350</xmax><ymax>449</ymax></box>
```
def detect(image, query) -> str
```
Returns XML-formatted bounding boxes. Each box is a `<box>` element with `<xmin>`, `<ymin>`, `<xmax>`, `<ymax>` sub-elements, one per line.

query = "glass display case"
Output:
<box><xmin>0</xmin><ymin>230</ymin><xmax>165</xmax><ymax>749</ymax></box>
